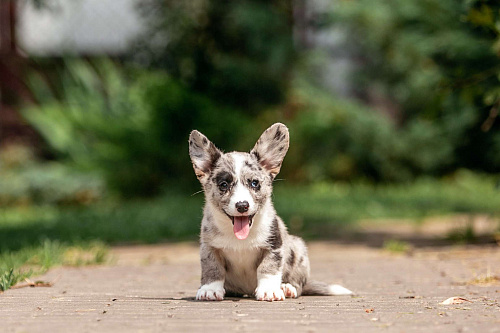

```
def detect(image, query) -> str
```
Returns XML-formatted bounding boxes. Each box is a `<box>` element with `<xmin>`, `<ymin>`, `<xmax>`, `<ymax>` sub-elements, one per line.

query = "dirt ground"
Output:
<box><xmin>1</xmin><ymin>221</ymin><xmax>500</xmax><ymax>332</ymax></box>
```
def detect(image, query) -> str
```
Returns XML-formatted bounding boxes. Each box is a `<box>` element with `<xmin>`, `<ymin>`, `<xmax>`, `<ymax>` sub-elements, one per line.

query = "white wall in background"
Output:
<box><xmin>17</xmin><ymin>0</ymin><xmax>144</xmax><ymax>55</ymax></box>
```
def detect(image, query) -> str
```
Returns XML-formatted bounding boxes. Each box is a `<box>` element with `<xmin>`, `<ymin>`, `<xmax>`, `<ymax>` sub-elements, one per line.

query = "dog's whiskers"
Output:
<box><xmin>191</xmin><ymin>189</ymin><xmax>204</xmax><ymax>196</ymax></box>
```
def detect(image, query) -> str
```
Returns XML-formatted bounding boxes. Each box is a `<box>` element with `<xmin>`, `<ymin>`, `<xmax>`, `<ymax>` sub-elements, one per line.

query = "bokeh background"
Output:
<box><xmin>0</xmin><ymin>0</ymin><xmax>499</xmax><ymax>290</ymax></box>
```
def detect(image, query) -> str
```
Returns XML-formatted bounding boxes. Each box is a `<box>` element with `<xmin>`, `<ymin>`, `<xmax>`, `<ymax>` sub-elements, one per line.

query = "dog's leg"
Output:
<box><xmin>255</xmin><ymin>250</ymin><xmax>285</xmax><ymax>301</ymax></box>
<box><xmin>196</xmin><ymin>244</ymin><xmax>226</xmax><ymax>301</ymax></box>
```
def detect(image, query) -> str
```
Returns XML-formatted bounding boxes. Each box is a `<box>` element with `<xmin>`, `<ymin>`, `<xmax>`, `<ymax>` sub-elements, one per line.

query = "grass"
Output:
<box><xmin>383</xmin><ymin>239</ymin><xmax>413</xmax><ymax>254</ymax></box>
<box><xmin>467</xmin><ymin>273</ymin><xmax>500</xmax><ymax>286</ymax></box>
<box><xmin>0</xmin><ymin>240</ymin><xmax>108</xmax><ymax>292</ymax></box>
<box><xmin>274</xmin><ymin>170</ymin><xmax>500</xmax><ymax>237</ymax></box>
<box><xmin>0</xmin><ymin>170</ymin><xmax>499</xmax><ymax>292</ymax></box>
<box><xmin>0</xmin><ymin>269</ymin><xmax>16</xmax><ymax>292</ymax></box>
<box><xmin>0</xmin><ymin>194</ymin><xmax>205</xmax><ymax>252</ymax></box>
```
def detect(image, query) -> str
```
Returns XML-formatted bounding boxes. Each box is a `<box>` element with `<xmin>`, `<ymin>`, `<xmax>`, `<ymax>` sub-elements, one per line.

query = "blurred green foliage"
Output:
<box><xmin>332</xmin><ymin>0</ymin><xmax>500</xmax><ymax>173</ymax></box>
<box><xmin>21</xmin><ymin>59</ymin><xmax>500</xmax><ymax>192</ymax></box>
<box><xmin>279</xmin><ymin>79</ymin><xmax>455</xmax><ymax>182</ymax></box>
<box><xmin>0</xmin><ymin>192</ymin><xmax>204</xmax><ymax>252</ymax></box>
<box><xmin>0</xmin><ymin>144</ymin><xmax>104</xmax><ymax>206</ymax></box>
<box><xmin>19</xmin><ymin>0</ymin><xmax>500</xmax><ymax>196</ymax></box>
<box><xmin>23</xmin><ymin>59</ymin><xmax>257</xmax><ymax>196</ymax></box>
<box><xmin>24</xmin><ymin>59</ymin><xmax>162</xmax><ymax>197</ymax></box>
<box><xmin>134</xmin><ymin>0</ymin><xmax>295</xmax><ymax>110</ymax></box>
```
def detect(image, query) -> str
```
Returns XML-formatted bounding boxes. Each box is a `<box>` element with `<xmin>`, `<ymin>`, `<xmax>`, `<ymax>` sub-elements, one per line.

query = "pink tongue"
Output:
<box><xmin>233</xmin><ymin>216</ymin><xmax>250</xmax><ymax>240</ymax></box>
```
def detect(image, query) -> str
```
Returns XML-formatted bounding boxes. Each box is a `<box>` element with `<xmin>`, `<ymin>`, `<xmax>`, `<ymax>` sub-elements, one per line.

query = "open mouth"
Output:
<box><xmin>224</xmin><ymin>213</ymin><xmax>255</xmax><ymax>240</ymax></box>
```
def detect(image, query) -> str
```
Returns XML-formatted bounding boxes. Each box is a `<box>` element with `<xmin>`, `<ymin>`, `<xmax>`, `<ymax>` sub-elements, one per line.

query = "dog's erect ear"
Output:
<box><xmin>250</xmin><ymin>123</ymin><xmax>289</xmax><ymax>179</ymax></box>
<box><xmin>189</xmin><ymin>130</ymin><xmax>222</xmax><ymax>181</ymax></box>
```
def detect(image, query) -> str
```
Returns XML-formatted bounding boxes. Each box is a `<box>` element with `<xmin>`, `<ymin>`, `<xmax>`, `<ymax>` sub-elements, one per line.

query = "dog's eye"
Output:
<box><xmin>218</xmin><ymin>181</ymin><xmax>229</xmax><ymax>191</ymax></box>
<box><xmin>250</xmin><ymin>180</ymin><xmax>259</xmax><ymax>188</ymax></box>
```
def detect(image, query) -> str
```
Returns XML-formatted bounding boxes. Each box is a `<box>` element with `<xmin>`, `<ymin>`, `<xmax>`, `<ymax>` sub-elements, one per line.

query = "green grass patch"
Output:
<box><xmin>446</xmin><ymin>219</ymin><xmax>477</xmax><ymax>244</ymax></box>
<box><xmin>274</xmin><ymin>170</ymin><xmax>500</xmax><ymax>237</ymax></box>
<box><xmin>0</xmin><ymin>193</ymin><xmax>205</xmax><ymax>252</ymax></box>
<box><xmin>383</xmin><ymin>239</ymin><xmax>413</xmax><ymax>254</ymax></box>
<box><xmin>0</xmin><ymin>240</ymin><xmax>108</xmax><ymax>292</ymax></box>
<box><xmin>0</xmin><ymin>269</ymin><xmax>16</xmax><ymax>292</ymax></box>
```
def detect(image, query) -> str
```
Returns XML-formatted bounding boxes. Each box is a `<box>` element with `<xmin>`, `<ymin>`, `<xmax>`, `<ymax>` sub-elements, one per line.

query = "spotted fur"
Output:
<box><xmin>189</xmin><ymin>123</ymin><xmax>352</xmax><ymax>301</ymax></box>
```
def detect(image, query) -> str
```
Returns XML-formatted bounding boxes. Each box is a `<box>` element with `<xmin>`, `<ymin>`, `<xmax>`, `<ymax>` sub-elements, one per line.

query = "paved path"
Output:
<box><xmin>1</xmin><ymin>242</ymin><xmax>499</xmax><ymax>332</ymax></box>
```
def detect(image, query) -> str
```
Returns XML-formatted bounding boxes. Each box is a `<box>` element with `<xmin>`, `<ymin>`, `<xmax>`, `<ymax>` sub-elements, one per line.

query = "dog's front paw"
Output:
<box><xmin>196</xmin><ymin>281</ymin><xmax>225</xmax><ymax>301</ymax></box>
<box><xmin>255</xmin><ymin>285</ymin><xmax>285</xmax><ymax>302</ymax></box>
<box><xmin>281</xmin><ymin>283</ymin><xmax>298</xmax><ymax>298</ymax></box>
<box><xmin>255</xmin><ymin>274</ymin><xmax>285</xmax><ymax>301</ymax></box>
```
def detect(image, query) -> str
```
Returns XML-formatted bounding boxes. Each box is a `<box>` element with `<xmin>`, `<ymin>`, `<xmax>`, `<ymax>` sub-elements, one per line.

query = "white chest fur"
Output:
<box><xmin>222</xmin><ymin>247</ymin><xmax>261</xmax><ymax>295</ymax></box>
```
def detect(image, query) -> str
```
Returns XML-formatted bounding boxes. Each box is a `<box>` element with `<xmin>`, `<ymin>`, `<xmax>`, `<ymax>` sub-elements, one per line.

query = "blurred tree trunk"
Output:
<box><xmin>0</xmin><ymin>0</ymin><xmax>36</xmax><ymax>147</ymax></box>
<box><xmin>293</xmin><ymin>0</ymin><xmax>311</xmax><ymax>49</ymax></box>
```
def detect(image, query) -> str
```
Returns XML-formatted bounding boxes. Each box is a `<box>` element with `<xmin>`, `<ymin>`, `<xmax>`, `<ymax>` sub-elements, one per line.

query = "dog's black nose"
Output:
<box><xmin>235</xmin><ymin>201</ymin><xmax>249</xmax><ymax>213</ymax></box>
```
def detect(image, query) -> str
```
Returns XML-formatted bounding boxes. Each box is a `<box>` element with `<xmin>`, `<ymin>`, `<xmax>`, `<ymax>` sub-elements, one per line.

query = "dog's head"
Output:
<box><xmin>189</xmin><ymin>123</ymin><xmax>289</xmax><ymax>240</ymax></box>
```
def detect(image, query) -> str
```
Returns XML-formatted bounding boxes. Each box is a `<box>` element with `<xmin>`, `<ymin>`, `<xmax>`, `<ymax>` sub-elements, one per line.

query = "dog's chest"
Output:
<box><xmin>222</xmin><ymin>248</ymin><xmax>261</xmax><ymax>294</ymax></box>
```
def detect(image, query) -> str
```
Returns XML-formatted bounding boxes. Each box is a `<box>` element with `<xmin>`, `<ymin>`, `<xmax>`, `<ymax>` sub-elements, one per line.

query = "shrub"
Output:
<box><xmin>267</xmin><ymin>79</ymin><xmax>455</xmax><ymax>182</ymax></box>
<box><xmin>133</xmin><ymin>0</ymin><xmax>295</xmax><ymax>110</ymax></box>
<box><xmin>23</xmin><ymin>59</ymin><xmax>253</xmax><ymax>197</ymax></box>
<box><xmin>0</xmin><ymin>144</ymin><xmax>103</xmax><ymax>206</ymax></box>
<box><xmin>330</xmin><ymin>0</ymin><xmax>500</xmax><ymax>173</ymax></box>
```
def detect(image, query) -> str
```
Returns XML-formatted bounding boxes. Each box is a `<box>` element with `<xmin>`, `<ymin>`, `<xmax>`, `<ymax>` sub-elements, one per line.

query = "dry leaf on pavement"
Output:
<box><xmin>440</xmin><ymin>297</ymin><xmax>472</xmax><ymax>305</ymax></box>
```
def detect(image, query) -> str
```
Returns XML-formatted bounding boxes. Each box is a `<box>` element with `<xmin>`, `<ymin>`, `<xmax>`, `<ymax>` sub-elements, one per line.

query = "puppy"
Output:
<box><xmin>189</xmin><ymin>123</ymin><xmax>352</xmax><ymax>301</ymax></box>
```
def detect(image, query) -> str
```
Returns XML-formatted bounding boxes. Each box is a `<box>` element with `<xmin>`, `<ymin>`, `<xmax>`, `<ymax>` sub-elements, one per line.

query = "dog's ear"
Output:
<box><xmin>250</xmin><ymin>123</ymin><xmax>289</xmax><ymax>179</ymax></box>
<box><xmin>189</xmin><ymin>130</ymin><xmax>222</xmax><ymax>182</ymax></box>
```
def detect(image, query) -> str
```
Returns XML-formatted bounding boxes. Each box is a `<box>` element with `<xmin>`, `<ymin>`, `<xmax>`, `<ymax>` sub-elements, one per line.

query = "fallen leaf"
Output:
<box><xmin>440</xmin><ymin>297</ymin><xmax>472</xmax><ymax>305</ymax></box>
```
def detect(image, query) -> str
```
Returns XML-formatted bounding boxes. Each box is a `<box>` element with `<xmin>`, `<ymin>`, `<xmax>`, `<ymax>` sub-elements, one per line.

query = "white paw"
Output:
<box><xmin>196</xmin><ymin>281</ymin><xmax>225</xmax><ymax>301</ymax></box>
<box><xmin>281</xmin><ymin>283</ymin><xmax>298</xmax><ymax>298</ymax></box>
<box><xmin>255</xmin><ymin>286</ymin><xmax>285</xmax><ymax>301</ymax></box>
<box><xmin>255</xmin><ymin>274</ymin><xmax>285</xmax><ymax>301</ymax></box>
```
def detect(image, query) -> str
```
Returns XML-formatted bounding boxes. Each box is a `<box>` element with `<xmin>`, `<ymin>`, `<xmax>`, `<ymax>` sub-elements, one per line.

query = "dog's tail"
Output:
<box><xmin>302</xmin><ymin>280</ymin><xmax>353</xmax><ymax>296</ymax></box>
